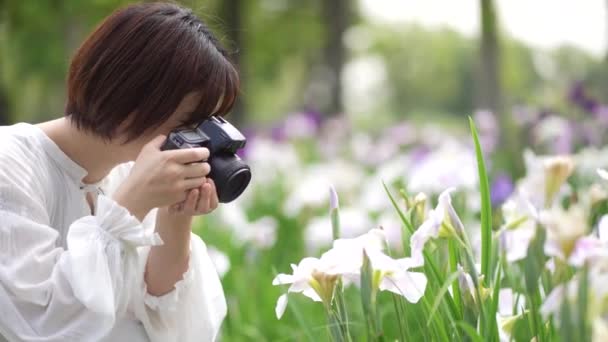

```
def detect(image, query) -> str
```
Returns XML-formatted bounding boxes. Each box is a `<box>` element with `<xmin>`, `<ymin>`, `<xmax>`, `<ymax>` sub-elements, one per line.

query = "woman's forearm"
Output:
<box><xmin>144</xmin><ymin>209</ymin><xmax>192</xmax><ymax>296</ymax></box>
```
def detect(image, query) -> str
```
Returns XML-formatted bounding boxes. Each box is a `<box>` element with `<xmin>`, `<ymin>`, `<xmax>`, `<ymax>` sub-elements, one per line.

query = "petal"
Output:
<box><xmin>302</xmin><ymin>288</ymin><xmax>323</xmax><ymax>302</ymax></box>
<box><xmin>593</xmin><ymin>318</ymin><xmax>608</xmax><ymax>342</ymax></box>
<box><xmin>540</xmin><ymin>285</ymin><xmax>564</xmax><ymax>318</ymax></box>
<box><xmin>500</xmin><ymin>225</ymin><xmax>535</xmax><ymax>262</ymax></box>
<box><xmin>498</xmin><ymin>288</ymin><xmax>515</xmax><ymax>316</ymax></box>
<box><xmin>597</xmin><ymin>168</ymin><xmax>608</xmax><ymax>181</ymax></box>
<box><xmin>569</xmin><ymin>237</ymin><xmax>602</xmax><ymax>267</ymax></box>
<box><xmin>367</xmin><ymin>249</ymin><xmax>400</xmax><ymax>273</ymax></box>
<box><xmin>379</xmin><ymin>271</ymin><xmax>427</xmax><ymax>303</ymax></box>
<box><xmin>275</xmin><ymin>294</ymin><xmax>288</xmax><ymax>319</ymax></box>
<box><xmin>599</xmin><ymin>215</ymin><xmax>608</xmax><ymax>243</ymax></box>
<box><xmin>437</xmin><ymin>187</ymin><xmax>457</xmax><ymax>206</ymax></box>
<box><xmin>438</xmin><ymin>188</ymin><xmax>464</xmax><ymax>233</ymax></box>
<box><xmin>289</xmin><ymin>279</ymin><xmax>312</xmax><ymax>293</ymax></box>
<box><xmin>458</xmin><ymin>267</ymin><xmax>476</xmax><ymax>295</ymax></box>
<box><xmin>544</xmin><ymin>238</ymin><xmax>566</xmax><ymax>261</ymax></box>
<box><xmin>410</xmin><ymin>217</ymin><xmax>440</xmax><ymax>264</ymax></box>
<box><xmin>272</xmin><ymin>273</ymin><xmax>295</xmax><ymax>286</ymax></box>
<box><xmin>397</xmin><ymin>256</ymin><xmax>423</xmax><ymax>270</ymax></box>
<box><xmin>321</xmin><ymin>246</ymin><xmax>362</xmax><ymax>275</ymax></box>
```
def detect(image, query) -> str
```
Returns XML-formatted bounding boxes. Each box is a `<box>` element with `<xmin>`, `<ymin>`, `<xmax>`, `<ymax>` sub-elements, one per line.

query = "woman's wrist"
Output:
<box><xmin>145</xmin><ymin>206</ymin><xmax>193</xmax><ymax>295</ymax></box>
<box><xmin>155</xmin><ymin>207</ymin><xmax>192</xmax><ymax>257</ymax></box>
<box><xmin>113</xmin><ymin>186</ymin><xmax>148</xmax><ymax>221</ymax></box>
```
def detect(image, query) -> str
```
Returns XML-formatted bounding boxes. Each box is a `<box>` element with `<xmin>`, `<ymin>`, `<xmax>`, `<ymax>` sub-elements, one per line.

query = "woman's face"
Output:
<box><xmin>121</xmin><ymin>91</ymin><xmax>204</xmax><ymax>160</ymax></box>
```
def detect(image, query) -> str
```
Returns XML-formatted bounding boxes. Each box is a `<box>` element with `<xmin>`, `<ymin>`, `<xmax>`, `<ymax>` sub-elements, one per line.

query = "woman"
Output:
<box><xmin>0</xmin><ymin>2</ymin><xmax>238</xmax><ymax>341</ymax></box>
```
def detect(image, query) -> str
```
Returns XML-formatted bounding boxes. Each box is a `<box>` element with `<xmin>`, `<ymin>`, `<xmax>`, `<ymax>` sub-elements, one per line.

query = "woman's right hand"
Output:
<box><xmin>113</xmin><ymin>135</ymin><xmax>211</xmax><ymax>221</ymax></box>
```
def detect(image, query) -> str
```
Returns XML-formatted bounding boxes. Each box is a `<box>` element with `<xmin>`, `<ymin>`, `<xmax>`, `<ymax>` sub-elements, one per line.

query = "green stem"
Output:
<box><xmin>391</xmin><ymin>294</ymin><xmax>408</xmax><ymax>341</ymax></box>
<box><xmin>448</xmin><ymin>240</ymin><xmax>464</xmax><ymax>320</ymax></box>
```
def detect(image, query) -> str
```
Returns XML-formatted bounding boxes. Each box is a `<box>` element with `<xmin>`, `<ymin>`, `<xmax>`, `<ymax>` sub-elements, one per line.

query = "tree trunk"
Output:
<box><xmin>219</xmin><ymin>0</ymin><xmax>245</xmax><ymax>126</ymax></box>
<box><xmin>0</xmin><ymin>88</ymin><xmax>10</xmax><ymax>125</ymax></box>
<box><xmin>605</xmin><ymin>0</ymin><xmax>608</xmax><ymax>61</ymax></box>
<box><xmin>477</xmin><ymin>0</ymin><xmax>502</xmax><ymax>114</ymax></box>
<box><xmin>321</xmin><ymin>0</ymin><xmax>349</xmax><ymax>116</ymax></box>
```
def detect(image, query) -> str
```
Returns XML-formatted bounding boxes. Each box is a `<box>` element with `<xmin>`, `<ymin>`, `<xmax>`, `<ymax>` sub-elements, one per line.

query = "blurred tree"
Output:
<box><xmin>477</xmin><ymin>0</ymin><xmax>502</xmax><ymax>114</ymax></box>
<box><xmin>218</xmin><ymin>0</ymin><xmax>245</xmax><ymax>125</ymax></box>
<box><xmin>320</xmin><ymin>0</ymin><xmax>350</xmax><ymax>116</ymax></box>
<box><xmin>371</xmin><ymin>26</ymin><xmax>476</xmax><ymax>117</ymax></box>
<box><xmin>606</xmin><ymin>0</ymin><xmax>608</xmax><ymax>62</ymax></box>
<box><xmin>0</xmin><ymin>89</ymin><xmax>8</xmax><ymax>125</ymax></box>
<box><xmin>0</xmin><ymin>0</ymin><xmax>127</xmax><ymax>123</ymax></box>
<box><xmin>0</xmin><ymin>0</ymin><xmax>8</xmax><ymax>124</ymax></box>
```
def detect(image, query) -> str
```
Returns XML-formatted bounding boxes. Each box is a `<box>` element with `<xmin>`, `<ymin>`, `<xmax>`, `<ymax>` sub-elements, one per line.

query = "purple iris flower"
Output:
<box><xmin>302</xmin><ymin>109</ymin><xmax>323</xmax><ymax>129</ymax></box>
<box><xmin>490</xmin><ymin>173</ymin><xmax>514</xmax><ymax>207</ymax></box>
<box><xmin>568</xmin><ymin>81</ymin><xmax>599</xmax><ymax>113</ymax></box>
<box><xmin>238</xmin><ymin>127</ymin><xmax>258</xmax><ymax>159</ymax></box>
<box><xmin>271</xmin><ymin>124</ymin><xmax>287</xmax><ymax>142</ymax></box>
<box><xmin>409</xmin><ymin>145</ymin><xmax>430</xmax><ymax>163</ymax></box>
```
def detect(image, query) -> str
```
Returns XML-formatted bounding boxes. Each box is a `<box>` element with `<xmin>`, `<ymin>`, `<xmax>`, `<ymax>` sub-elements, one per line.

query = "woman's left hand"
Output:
<box><xmin>168</xmin><ymin>178</ymin><xmax>219</xmax><ymax>216</ymax></box>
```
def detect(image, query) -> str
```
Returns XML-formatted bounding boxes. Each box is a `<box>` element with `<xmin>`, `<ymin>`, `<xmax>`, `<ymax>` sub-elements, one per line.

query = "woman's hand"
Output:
<box><xmin>167</xmin><ymin>178</ymin><xmax>219</xmax><ymax>216</ymax></box>
<box><xmin>113</xmin><ymin>135</ymin><xmax>211</xmax><ymax>221</ymax></box>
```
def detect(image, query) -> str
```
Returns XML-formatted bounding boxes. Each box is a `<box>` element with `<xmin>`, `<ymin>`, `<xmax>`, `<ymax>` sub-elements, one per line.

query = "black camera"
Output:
<box><xmin>161</xmin><ymin>116</ymin><xmax>251</xmax><ymax>203</ymax></box>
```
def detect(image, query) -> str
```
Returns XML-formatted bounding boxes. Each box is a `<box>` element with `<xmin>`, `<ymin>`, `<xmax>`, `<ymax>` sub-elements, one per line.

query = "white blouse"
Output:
<box><xmin>0</xmin><ymin>123</ymin><xmax>226</xmax><ymax>341</ymax></box>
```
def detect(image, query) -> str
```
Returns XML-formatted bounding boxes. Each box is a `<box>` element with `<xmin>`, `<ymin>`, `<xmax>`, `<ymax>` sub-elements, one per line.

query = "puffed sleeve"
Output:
<box><xmin>0</xmin><ymin>177</ymin><xmax>162</xmax><ymax>341</ymax></box>
<box><xmin>104</xmin><ymin>163</ymin><xmax>228</xmax><ymax>342</ymax></box>
<box><xmin>132</xmin><ymin>234</ymin><xmax>227</xmax><ymax>342</ymax></box>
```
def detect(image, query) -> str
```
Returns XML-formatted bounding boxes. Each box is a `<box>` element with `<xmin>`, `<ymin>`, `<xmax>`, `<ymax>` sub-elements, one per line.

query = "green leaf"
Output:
<box><xmin>383</xmin><ymin>181</ymin><xmax>414</xmax><ymax>234</ymax></box>
<box><xmin>577</xmin><ymin>265</ymin><xmax>590</xmax><ymax>342</ymax></box>
<box><xmin>448</xmin><ymin>240</ymin><xmax>464</xmax><ymax>320</ymax></box>
<box><xmin>427</xmin><ymin>270</ymin><xmax>462</xmax><ymax>326</ymax></box>
<box><xmin>469</xmin><ymin>116</ymin><xmax>493</xmax><ymax>285</ymax></box>
<box><xmin>488</xmin><ymin>263</ymin><xmax>503</xmax><ymax>342</ymax></box>
<box><xmin>455</xmin><ymin>321</ymin><xmax>484</xmax><ymax>342</ymax></box>
<box><xmin>360</xmin><ymin>250</ymin><xmax>383</xmax><ymax>341</ymax></box>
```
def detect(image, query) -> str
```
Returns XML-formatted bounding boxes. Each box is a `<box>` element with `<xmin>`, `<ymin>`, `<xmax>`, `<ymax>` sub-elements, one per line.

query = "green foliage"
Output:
<box><xmin>2</xmin><ymin>0</ymin><xmax>606</xmax><ymax>125</ymax></box>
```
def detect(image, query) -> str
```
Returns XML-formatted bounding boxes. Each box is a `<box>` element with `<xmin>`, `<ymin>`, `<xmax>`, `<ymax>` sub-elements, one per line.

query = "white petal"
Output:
<box><xmin>438</xmin><ymin>187</ymin><xmax>457</xmax><ymax>206</ymax></box>
<box><xmin>321</xmin><ymin>246</ymin><xmax>363</xmax><ymax>275</ymax></box>
<box><xmin>599</xmin><ymin>215</ymin><xmax>608</xmax><ymax>243</ymax></box>
<box><xmin>272</xmin><ymin>273</ymin><xmax>295</xmax><ymax>286</ymax></box>
<box><xmin>498</xmin><ymin>288</ymin><xmax>514</xmax><ymax>316</ymax></box>
<box><xmin>397</xmin><ymin>256</ymin><xmax>423</xmax><ymax>270</ymax></box>
<box><xmin>593</xmin><ymin>318</ymin><xmax>608</xmax><ymax>342</ymax></box>
<box><xmin>367</xmin><ymin>249</ymin><xmax>400</xmax><ymax>273</ymax></box>
<box><xmin>540</xmin><ymin>285</ymin><xmax>564</xmax><ymax>318</ymax></box>
<box><xmin>275</xmin><ymin>294</ymin><xmax>288</xmax><ymax>319</ymax></box>
<box><xmin>569</xmin><ymin>237</ymin><xmax>602</xmax><ymax>267</ymax></box>
<box><xmin>341</xmin><ymin>273</ymin><xmax>360</xmax><ymax>287</ymax></box>
<box><xmin>544</xmin><ymin>238</ymin><xmax>566</xmax><ymax>261</ymax></box>
<box><xmin>289</xmin><ymin>279</ymin><xmax>312</xmax><ymax>293</ymax></box>
<box><xmin>597</xmin><ymin>168</ymin><xmax>608</xmax><ymax>181</ymax></box>
<box><xmin>410</xmin><ymin>217</ymin><xmax>440</xmax><ymax>264</ymax></box>
<box><xmin>458</xmin><ymin>267</ymin><xmax>476</xmax><ymax>295</ymax></box>
<box><xmin>302</xmin><ymin>288</ymin><xmax>323</xmax><ymax>302</ymax></box>
<box><xmin>379</xmin><ymin>271</ymin><xmax>427</xmax><ymax>303</ymax></box>
<box><xmin>500</xmin><ymin>225</ymin><xmax>535</xmax><ymax>263</ymax></box>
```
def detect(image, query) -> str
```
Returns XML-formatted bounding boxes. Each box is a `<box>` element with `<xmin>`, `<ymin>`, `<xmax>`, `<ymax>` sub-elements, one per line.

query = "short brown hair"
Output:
<box><xmin>66</xmin><ymin>2</ymin><xmax>239</xmax><ymax>141</ymax></box>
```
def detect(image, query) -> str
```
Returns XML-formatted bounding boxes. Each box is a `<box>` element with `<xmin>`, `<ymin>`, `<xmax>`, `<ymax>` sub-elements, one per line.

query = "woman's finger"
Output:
<box><xmin>197</xmin><ymin>180</ymin><xmax>211</xmax><ymax>213</ymax></box>
<box><xmin>184</xmin><ymin>188</ymin><xmax>199</xmax><ymax>212</ymax></box>
<box><xmin>208</xmin><ymin>179</ymin><xmax>219</xmax><ymax>210</ymax></box>
<box><xmin>182</xmin><ymin>162</ymin><xmax>211</xmax><ymax>179</ymax></box>
<box><xmin>180</xmin><ymin>177</ymin><xmax>207</xmax><ymax>191</ymax></box>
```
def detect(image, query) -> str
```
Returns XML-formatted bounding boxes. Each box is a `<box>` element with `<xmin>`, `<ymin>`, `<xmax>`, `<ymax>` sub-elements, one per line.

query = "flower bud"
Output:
<box><xmin>544</xmin><ymin>156</ymin><xmax>574</xmax><ymax>205</ymax></box>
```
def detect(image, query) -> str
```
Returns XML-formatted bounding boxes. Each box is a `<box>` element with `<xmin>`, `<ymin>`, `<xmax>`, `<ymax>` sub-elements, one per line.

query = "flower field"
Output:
<box><xmin>195</xmin><ymin>106</ymin><xmax>608</xmax><ymax>341</ymax></box>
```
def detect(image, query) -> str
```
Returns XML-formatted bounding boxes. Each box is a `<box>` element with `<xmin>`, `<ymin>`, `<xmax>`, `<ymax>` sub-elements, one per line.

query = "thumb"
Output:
<box><xmin>148</xmin><ymin>134</ymin><xmax>167</xmax><ymax>150</ymax></box>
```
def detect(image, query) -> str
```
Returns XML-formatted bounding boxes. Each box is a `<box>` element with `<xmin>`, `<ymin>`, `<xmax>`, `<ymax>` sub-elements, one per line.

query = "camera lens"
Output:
<box><xmin>208</xmin><ymin>153</ymin><xmax>252</xmax><ymax>203</ymax></box>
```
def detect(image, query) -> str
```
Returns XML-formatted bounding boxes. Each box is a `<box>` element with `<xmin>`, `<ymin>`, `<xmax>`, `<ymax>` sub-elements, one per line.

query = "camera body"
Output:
<box><xmin>161</xmin><ymin>116</ymin><xmax>251</xmax><ymax>203</ymax></box>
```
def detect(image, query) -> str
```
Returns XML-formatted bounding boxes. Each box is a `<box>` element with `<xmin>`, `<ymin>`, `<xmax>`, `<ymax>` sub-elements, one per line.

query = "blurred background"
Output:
<box><xmin>2</xmin><ymin>0</ymin><xmax>608</xmax><ymax>340</ymax></box>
